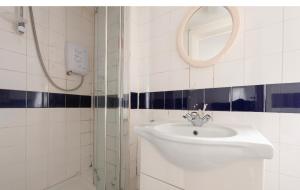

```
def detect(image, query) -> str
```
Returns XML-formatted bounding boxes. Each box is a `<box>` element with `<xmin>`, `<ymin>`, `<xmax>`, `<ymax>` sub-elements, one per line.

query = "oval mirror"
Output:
<box><xmin>177</xmin><ymin>7</ymin><xmax>239</xmax><ymax>67</ymax></box>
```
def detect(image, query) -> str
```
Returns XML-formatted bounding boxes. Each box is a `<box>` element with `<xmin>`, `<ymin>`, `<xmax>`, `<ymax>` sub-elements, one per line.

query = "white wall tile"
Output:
<box><xmin>0</xmin><ymin>163</ymin><xmax>26</xmax><ymax>190</ymax></box>
<box><xmin>190</xmin><ymin>66</ymin><xmax>214</xmax><ymax>89</ymax></box>
<box><xmin>48</xmin><ymin>121</ymin><xmax>67</xmax><ymax>186</ymax></box>
<box><xmin>244</xmin><ymin>7</ymin><xmax>283</xmax><ymax>31</ymax></box>
<box><xmin>151</xmin><ymin>110</ymin><xmax>169</xmax><ymax>122</ymax></box>
<box><xmin>0</xmin><ymin>109</ymin><xmax>26</xmax><ymax>128</ymax></box>
<box><xmin>284</xmin><ymin>7</ymin><xmax>300</xmax><ymax>20</ymax></box>
<box><xmin>250</xmin><ymin>112</ymin><xmax>280</xmax><ymax>143</ymax></box>
<box><xmin>214</xmin><ymin>59</ymin><xmax>244</xmax><ymax>87</ymax></box>
<box><xmin>0</xmin><ymin>7</ymin><xmax>18</xmax><ymax>33</ymax></box>
<box><xmin>0</xmin><ymin>69</ymin><xmax>26</xmax><ymax>90</ymax></box>
<box><xmin>0</xmin><ymin>49</ymin><xmax>26</xmax><ymax>72</ymax></box>
<box><xmin>27</xmin><ymin>124</ymin><xmax>49</xmax><ymax>159</ymax></box>
<box><xmin>80</xmin><ymin>120</ymin><xmax>91</xmax><ymax>133</ymax></box>
<box><xmin>166</xmin><ymin>69</ymin><xmax>189</xmax><ymax>91</ymax></box>
<box><xmin>264</xmin><ymin>171</ymin><xmax>279</xmax><ymax>190</ymax></box>
<box><xmin>49</xmin><ymin>7</ymin><xmax>66</xmax><ymax>35</ymax></box>
<box><xmin>284</xmin><ymin>18</ymin><xmax>300</xmax><ymax>51</ymax></box>
<box><xmin>27</xmin><ymin>55</ymin><xmax>47</xmax><ymax>76</ymax></box>
<box><xmin>67</xmin><ymin>108</ymin><xmax>81</xmax><ymax>122</ymax></box>
<box><xmin>244</xmin><ymin>53</ymin><xmax>282</xmax><ymax>85</ymax></box>
<box><xmin>66</xmin><ymin>121</ymin><xmax>81</xmax><ymax>177</ymax></box>
<box><xmin>280</xmin><ymin>174</ymin><xmax>300</xmax><ymax>190</ymax></box>
<box><xmin>149</xmin><ymin>72</ymin><xmax>169</xmax><ymax>92</ymax></box>
<box><xmin>283</xmin><ymin>50</ymin><xmax>300</xmax><ymax>83</ymax></box>
<box><xmin>81</xmin><ymin>133</ymin><xmax>91</xmax><ymax>146</ymax></box>
<box><xmin>245</xmin><ymin>22</ymin><xmax>283</xmax><ymax>59</ymax></box>
<box><xmin>280</xmin><ymin>113</ymin><xmax>300</xmax><ymax>146</ymax></box>
<box><xmin>0</xmin><ymin>30</ymin><xmax>26</xmax><ymax>54</ymax></box>
<box><xmin>280</xmin><ymin>144</ymin><xmax>300</xmax><ymax>178</ymax></box>
<box><xmin>27</xmin><ymin>156</ymin><xmax>48</xmax><ymax>190</ymax></box>
<box><xmin>80</xmin><ymin>108</ymin><xmax>92</xmax><ymax>121</ymax></box>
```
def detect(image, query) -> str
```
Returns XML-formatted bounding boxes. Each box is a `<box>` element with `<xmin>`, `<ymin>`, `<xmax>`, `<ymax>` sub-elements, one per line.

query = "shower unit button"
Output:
<box><xmin>65</xmin><ymin>42</ymin><xmax>89</xmax><ymax>76</ymax></box>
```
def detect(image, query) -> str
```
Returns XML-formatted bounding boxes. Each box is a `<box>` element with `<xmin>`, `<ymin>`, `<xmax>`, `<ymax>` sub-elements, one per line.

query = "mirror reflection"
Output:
<box><xmin>184</xmin><ymin>7</ymin><xmax>233</xmax><ymax>61</ymax></box>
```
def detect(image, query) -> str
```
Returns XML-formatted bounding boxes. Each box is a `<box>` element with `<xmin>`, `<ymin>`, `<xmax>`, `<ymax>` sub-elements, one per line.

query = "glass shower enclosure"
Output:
<box><xmin>94</xmin><ymin>7</ymin><xmax>130</xmax><ymax>190</ymax></box>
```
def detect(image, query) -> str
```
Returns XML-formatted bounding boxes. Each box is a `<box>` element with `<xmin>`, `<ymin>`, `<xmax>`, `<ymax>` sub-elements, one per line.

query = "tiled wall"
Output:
<box><xmin>128</xmin><ymin>7</ymin><xmax>300</xmax><ymax>190</ymax></box>
<box><xmin>0</xmin><ymin>7</ymin><xmax>94</xmax><ymax>189</ymax></box>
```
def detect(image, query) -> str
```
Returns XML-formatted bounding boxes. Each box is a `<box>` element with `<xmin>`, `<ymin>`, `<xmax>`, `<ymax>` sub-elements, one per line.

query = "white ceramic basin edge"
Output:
<box><xmin>135</xmin><ymin>122</ymin><xmax>273</xmax><ymax>170</ymax></box>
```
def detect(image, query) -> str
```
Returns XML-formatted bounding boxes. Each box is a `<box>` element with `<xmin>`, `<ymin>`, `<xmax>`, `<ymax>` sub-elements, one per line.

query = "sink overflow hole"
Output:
<box><xmin>193</xmin><ymin>130</ymin><xmax>198</xmax><ymax>136</ymax></box>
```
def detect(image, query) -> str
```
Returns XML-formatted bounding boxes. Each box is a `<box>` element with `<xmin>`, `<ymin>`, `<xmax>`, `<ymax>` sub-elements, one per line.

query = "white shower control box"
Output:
<box><xmin>65</xmin><ymin>42</ymin><xmax>89</xmax><ymax>76</ymax></box>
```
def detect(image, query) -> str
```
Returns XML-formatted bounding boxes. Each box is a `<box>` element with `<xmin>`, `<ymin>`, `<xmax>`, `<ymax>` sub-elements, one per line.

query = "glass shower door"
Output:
<box><xmin>94</xmin><ymin>6</ymin><xmax>106</xmax><ymax>190</ymax></box>
<box><xmin>94</xmin><ymin>6</ymin><xmax>127</xmax><ymax>190</ymax></box>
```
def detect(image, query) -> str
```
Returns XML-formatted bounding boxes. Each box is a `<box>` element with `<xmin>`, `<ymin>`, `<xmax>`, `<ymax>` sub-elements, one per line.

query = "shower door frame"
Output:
<box><xmin>94</xmin><ymin>6</ymin><xmax>126</xmax><ymax>190</ymax></box>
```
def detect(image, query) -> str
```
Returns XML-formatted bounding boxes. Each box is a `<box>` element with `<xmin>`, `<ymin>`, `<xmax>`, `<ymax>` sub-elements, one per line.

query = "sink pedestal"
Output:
<box><xmin>185</xmin><ymin>160</ymin><xmax>263</xmax><ymax>190</ymax></box>
<box><xmin>140</xmin><ymin>139</ymin><xmax>265</xmax><ymax>190</ymax></box>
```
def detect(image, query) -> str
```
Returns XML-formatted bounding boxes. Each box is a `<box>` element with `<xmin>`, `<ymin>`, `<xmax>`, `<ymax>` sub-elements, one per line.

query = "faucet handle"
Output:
<box><xmin>198</xmin><ymin>104</ymin><xmax>208</xmax><ymax>116</ymax></box>
<box><xmin>190</xmin><ymin>112</ymin><xmax>199</xmax><ymax>119</ymax></box>
<box><xmin>202</xmin><ymin>104</ymin><xmax>208</xmax><ymax>112</ymax></box>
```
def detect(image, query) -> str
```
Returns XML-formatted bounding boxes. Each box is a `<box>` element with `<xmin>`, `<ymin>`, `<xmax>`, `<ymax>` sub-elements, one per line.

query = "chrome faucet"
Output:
<box><xmin>183</xmin><ymin>104</ymin><xmax>213</xmax><ymax>127</ymax></box>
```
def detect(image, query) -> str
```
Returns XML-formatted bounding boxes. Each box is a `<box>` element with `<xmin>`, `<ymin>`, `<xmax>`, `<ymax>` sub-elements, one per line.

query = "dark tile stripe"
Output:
<box><xmin>130</xmin><ymin>92</ymin><xmax>137</xmax><ymax>109</ymax></box>
<box><xmin>27</xmin><ymin>91</ymin><xmax>48</xmax><ymax>108</ymax></box>
<box><xmin>0</xmin><ymin>89</ymin><xmax>92</xmax><ymax>108</ymax></box>
<box><xmin>80</xmin><ymin>96</ymin><xmax>92</xmax><ymax>108</ymax></box>
<box><xmin>107</xmin><ymin>95</ymin><xmax>119</xmax><ymax>108</ymax></box>
<box><xmin>66</xmin><ymin>94</ymin><xmax>80</xmax><ymax>108</ymax></box>
<box><xmin>186</xmin><ymin>89</ymin><xmax>204</xmax><ymax>110</ymax></box>
<box><xmin>97</xmin><ymin>96</ymin><xmax>105</xmax><ymax>108</ymax></box>
<box><xmin>150</xmin><ymin>91</ymin><xmax>165</xmax><ymax>109</ymax></box>
<box><xmin>0</xmin><ymin>89</ymin><xmax>26</xmax><ymax>108</ymax></box>
<box><xmin>205</xmin><ymin>87</ymin><xmax>231</xmax><ymax>111</ymax></box>
<box><xmin>123</xmin><ymin>94</ymin><xmax>129</xmax><ymax>108</ymax></box>
<box><xmin>49</xmin><ymin>93</ymin><xmax>65</xmax><ymax>108</ymax></box>
<box><xmin>136</xmin><ymin>83</ymin><xmax>300</xmax><ymax>113</ymax></box>
<box><xmin>139</xmin><ymin>92</ymin><xmax>149</xmax><ymax>109</ymax></box>
<box><xmin>266</xmin><ymin>83</ymin><xmax>300</xmax><ymax>113</ymax></box>
<box><xmin>165</xmin><ymin>90</ymin><xmax>183</xmax><ymax>110</ymax></box>
<box><xmin>232</xmin><ymin>85</ymin><xmax>264</xmax><ymax>112</ymax></box>
<box><xmin>2</xmin><ymin>82</ymin><xmax>300</xmax><ymax>112</ymax></box>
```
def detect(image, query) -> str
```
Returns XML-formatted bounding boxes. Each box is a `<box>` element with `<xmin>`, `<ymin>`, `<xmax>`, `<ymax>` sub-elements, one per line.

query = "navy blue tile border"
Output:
<box><xmin>134</xmin><ymin>82</ymin><xmax>300</xmax><ymax>113</ymax></box>
<box><xmin>49</xmin><ymin>93</ymin><xmax>66</xmax><ymax>108</ymax></box>
<box><xmin>107</xmin><ymin>95</ymin><xmax>119</xmax><ymax>108</ymax></box>
<box><xmin>139</xmin><ymin>92</ymin><xmax>149</xmax><ymax>109</ymax></box>
<box><xmin>27</xmin><ymin>91</ymin><xmax>48</xmax><ymax>108</ymax></box>
<box><xmin>150</xmin><ymin>91</ymin><xmax>165</xmax><ymax>109</ymax></box>
<box><xmin>232</xmin><ymin>85</ymin><xmax>264</xmax><ymax>112</ymax></box>
<box><xmin>266</xmin><ymin>82</ymin><xmax>300</xmax><ymax>113</ymax></box>
<box><xmin>130</xmin><ymin>92</ymin><xmax>137</xmax><ymax>109</ymax></box>
<box><xmin>80</xmin><ymin>95</ymin><xmax>92</xmax><ymax>108</ymax></box>
<box><xmin>3</xmin><ymin>82</ymin><xmax>300</xmax><ymax>113</ymax></box>
<box><xmin>186</xmin><ymin>89</ymin><xmax>204</xmax><ymax>110</ymax></box>
<box><xmin>0</xmin><ymin>89</ymin><xmax>26</xmax><ymax>108</ymax></box>
<box><xmin>0</xmin><ymin>89</ymin><xmax>92</xmax><ymax>108</ymax></box>
<box><xmin>165</xmin><ymin>90</ymin><xmax>183</xmax><ymax>110</ymax></box>
<box><xmin>66</xmin><ymin>94</ymin><xmax>80</xmax><ymax>108</ymax></box>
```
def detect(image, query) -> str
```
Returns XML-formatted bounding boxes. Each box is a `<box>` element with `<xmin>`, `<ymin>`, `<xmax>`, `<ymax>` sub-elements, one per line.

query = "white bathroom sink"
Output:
<box><xmin>154</xmin><ymin>123</ymin><xmax>236</xmax><ymax>138</ymax></box>
<box><xmin>135</xmin><ymin>122</ymin><xmax>273</xmax><ymax>170</ymax></box>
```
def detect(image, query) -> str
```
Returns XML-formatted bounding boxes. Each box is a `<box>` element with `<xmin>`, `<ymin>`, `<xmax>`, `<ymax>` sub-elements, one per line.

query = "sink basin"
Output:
<box><xmin>135</xmin><ymin>122</ymin><xmax>273</xmax><ymax>170</ymax></box>
<box><xmin>155</xmin><ymin>123</ymin><xmax>236</xmax><ymax>138</ymax></box>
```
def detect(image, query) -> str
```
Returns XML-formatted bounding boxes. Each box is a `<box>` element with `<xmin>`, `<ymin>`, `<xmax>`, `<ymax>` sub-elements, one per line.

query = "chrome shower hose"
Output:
<box><xmin>29</xmin><ymin>6</ymin><xmax>84</xmax><ymax>91</ymax></box>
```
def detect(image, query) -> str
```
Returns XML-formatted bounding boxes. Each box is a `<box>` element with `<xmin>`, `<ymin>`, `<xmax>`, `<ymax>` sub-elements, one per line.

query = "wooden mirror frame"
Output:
<box><xmin>177</xmin><ymin>7</ymin><xmax>240</xmax><ymax>68</ymax></box>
